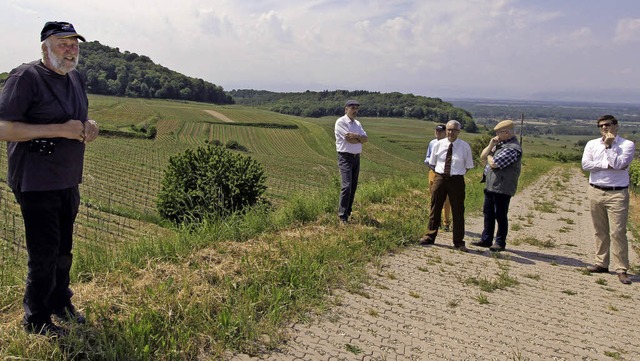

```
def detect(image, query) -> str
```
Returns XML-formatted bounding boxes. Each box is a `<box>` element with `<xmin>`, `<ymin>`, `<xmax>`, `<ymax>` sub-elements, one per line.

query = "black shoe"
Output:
<box><xmin>471</xmin><ymin>241</ymin><xmax>492</xmax><ymax>248</ymax></box>
<box><xmin>489</xmin><ymin>244</ymin><xmax>505</xmax><ymax>252</ymax></box>
<box><xmin>53</xmin><ymin>305</ymin><xmax>86</xmax><ymax>324</ymax></box>
<box><xmin>419</xmin><ymin>236</ymin><xmax>435</xmax><ymax>245</ymax></box>
<box><xmin>455</xmin><ymin>245</ymin><xmax>469</xmax><ymax>252</ymax></box>
<box><xmin>24</xmin><ymin>321</ymin><xmax>67</xmax><ymax>337</ymax></box>
<box><xmin>443</xmin><ymin>225</ymin><xmax>450</xmax><ymax>232</ymax></box>
<box><xmin>586</xmin><ymin>265</ymin><xmax>609</xmax><ymax>273</ymax></box>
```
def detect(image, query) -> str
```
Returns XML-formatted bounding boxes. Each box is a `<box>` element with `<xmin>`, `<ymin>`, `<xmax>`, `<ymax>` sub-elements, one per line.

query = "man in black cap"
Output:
<box><xmin>335</xmin><ymin>100</ymin><xmax>368</xmax><ymax>223</ymax></box>
<box><xmin>425</xmin><ymin>124</ymin><xmax>451</xmax><ymax>231</ymax></box>
<box><xmin>0</xmin><ymin>21</ymin><xmax>99</xmax><ymax>336</ymax></box>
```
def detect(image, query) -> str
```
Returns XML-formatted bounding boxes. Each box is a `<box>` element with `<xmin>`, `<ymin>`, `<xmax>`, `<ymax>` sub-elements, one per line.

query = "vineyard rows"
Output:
<box><xmin>0</xmin><ymin>97</ymin><xmax>432</xmax><ymax>286</ymax></box>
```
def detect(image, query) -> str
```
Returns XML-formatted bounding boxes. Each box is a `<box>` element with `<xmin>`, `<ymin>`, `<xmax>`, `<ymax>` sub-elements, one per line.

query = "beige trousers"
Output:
<box><xmin>588</xmin><ymin>186</ymin><xmax>630</xmax><ymax>273</ymax></box>
<box><xmin>428</xmin><ymin>169</ymin><xmax>451</xmax><ymax>227</ymax></box>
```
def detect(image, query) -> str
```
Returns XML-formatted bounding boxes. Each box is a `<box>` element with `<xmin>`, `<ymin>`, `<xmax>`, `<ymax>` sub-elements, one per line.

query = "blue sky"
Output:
<box><xmin>2</xmin><ymin>0</ymin><xmax>640</xmax><ymax>102</ymax></box>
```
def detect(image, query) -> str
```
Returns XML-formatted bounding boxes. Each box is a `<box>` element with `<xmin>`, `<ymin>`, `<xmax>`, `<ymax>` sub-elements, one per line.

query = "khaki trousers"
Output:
<box><xmin>588</xmin><ymin>186</ymin><xmax>630</xmax><ymax>272</ymax></box>
<box><xmin>428</xmin><ymin>170</ymin><xmax>451</xmax><ymax>227</ymax></box>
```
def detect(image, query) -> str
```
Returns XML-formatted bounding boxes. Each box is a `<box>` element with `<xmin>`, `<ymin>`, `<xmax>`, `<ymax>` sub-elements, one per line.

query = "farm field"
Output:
<box><xmin>0</xmin><ymin>95</ymin><xmax>449</xmax><ymax>286</ymax></box>
<box><xmin>0</xmin><ymin>94</ymin><xmax>605</xmax><ymax>288</ymax></box>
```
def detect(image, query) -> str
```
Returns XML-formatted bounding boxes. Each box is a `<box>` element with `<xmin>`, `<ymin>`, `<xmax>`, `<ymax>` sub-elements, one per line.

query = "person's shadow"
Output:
<box><xmin>506</xmin><ymin>249</ymin><xmax>590</xmax><ymax>268</ymax></box>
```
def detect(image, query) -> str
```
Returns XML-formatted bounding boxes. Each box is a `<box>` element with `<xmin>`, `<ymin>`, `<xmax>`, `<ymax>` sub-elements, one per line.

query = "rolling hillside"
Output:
<box><xmin>0</xmin><ymin>95</ymin><xmax>460</xmax><ymax>287</ymax></box>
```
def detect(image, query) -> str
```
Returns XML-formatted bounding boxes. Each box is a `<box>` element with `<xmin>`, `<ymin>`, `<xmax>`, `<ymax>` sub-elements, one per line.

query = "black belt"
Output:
<box><xmin>436</xmin><ymin>173</ymin><xmax>463</xmax><ymax>178</ymax></box>
<box><xmin>590</xmin><ymin>184</ymin><xmax>628</xmax><ymax>191</ymax></box>
<box><xmin>338</xmin><ymin>152</ymin><xmax>360</xmax><ymax>157</ymax></box>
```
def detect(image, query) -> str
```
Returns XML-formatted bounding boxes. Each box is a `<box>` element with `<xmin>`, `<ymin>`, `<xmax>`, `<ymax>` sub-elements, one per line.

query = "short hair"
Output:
<box><xmin>597</xmin><ymin>115</ymin><xmax>618</xmax><ymax>125</ymax></box>
<box><xmin>446</xmin><ymin>120</ymin><xmax>461</xmax><ymax>129</ymax></box>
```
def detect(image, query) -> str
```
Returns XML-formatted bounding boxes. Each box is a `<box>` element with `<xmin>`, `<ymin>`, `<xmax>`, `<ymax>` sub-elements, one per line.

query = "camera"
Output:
<box><xmin>28</xmin><ymin>139</ymin><xmax>56</xmax><ymax>156</ymax></box>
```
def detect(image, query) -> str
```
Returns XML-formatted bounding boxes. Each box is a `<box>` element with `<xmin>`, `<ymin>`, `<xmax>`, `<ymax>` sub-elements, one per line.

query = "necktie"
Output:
<box><xmin>444</xmin><ymin>143</ymin><xmax>453</xmax><ymax>176</ymax></box>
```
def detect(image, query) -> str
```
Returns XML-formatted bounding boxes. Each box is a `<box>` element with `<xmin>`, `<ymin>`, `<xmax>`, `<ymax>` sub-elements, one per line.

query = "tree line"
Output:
<box><xmin>229</xmin><ymin>89</ymin><xmax>478</xmax><ymax>132</ymax></box>
<box><xmin>76</xmin><ymin>41</ymin><xmax>234</xmax><ymax>104</ymax></box>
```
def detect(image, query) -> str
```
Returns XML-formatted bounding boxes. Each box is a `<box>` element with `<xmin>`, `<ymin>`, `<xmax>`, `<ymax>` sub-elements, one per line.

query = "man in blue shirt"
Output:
<box><xmin>473</xmin><ymin>120</ymin><xmax>522</xmax><ymax>252</ymax></box>
<box><xmin>425</xmin><ymin>124</ymin><xmax>451</xmax><ymax>231</ymax></box>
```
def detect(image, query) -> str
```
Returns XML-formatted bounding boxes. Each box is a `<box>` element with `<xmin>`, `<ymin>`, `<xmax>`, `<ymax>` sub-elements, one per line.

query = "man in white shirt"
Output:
<box><xmin>581</xmin><ymin>115</ymin><xmax>635</xmax><ymax>284</ymax></box>
<box><xmin>335</xmin><ymin>100</ymin><xmax>368</xmax><ymax>223</ymax></box>
<box><xmin>420</xmin><ymin>120</ymin><xmax>474</xmax><ymax>251</ymax></box>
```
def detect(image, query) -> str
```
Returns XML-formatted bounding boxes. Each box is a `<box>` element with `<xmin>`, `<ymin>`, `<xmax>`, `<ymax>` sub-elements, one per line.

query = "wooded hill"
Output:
<box><xmin>76</xmin><ymin>41</ymin><xmax>234</xmax><ymax>104</ymax></box>
<box><xmin>229</xmin><ymin>89</ymin><xmax>477</xmax><ymax>132</ymax></box>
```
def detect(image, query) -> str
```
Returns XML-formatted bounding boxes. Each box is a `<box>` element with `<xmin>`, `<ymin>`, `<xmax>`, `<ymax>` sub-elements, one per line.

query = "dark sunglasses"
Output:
<box><xmin>598</xmin><ymin>123</ymin><xmax>614</xmax><ymax>128</ymax></box>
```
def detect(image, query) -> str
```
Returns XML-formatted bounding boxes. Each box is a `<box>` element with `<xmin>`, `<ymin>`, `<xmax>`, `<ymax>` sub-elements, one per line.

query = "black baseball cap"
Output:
<box><xmin>435</xmin><ymin>124</ymin><xmax>446</xmax><ymax>131</ymax></box>
<box><xmin>40</xmin><ymin>21</ymin><xmax>86</xmax><ymax>42</ymax></box>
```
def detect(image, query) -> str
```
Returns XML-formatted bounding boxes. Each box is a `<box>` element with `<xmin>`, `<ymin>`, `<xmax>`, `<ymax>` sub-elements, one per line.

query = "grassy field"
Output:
<box><xmin>0</xmin><ymin>95</ymin><xmax>603</xmax><ymax>359</ymax></box>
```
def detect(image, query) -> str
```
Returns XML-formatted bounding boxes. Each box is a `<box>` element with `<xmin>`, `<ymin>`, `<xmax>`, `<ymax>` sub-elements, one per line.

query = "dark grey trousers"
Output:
<box><xmin>337</xmin><ymin>152</ymin><xmax>360</xmax><ymax>221</ymax></box>
<box><xmin>14</xmin><ymin>186</ymin><xmax>80</xmax><ymax>325</ymax></box>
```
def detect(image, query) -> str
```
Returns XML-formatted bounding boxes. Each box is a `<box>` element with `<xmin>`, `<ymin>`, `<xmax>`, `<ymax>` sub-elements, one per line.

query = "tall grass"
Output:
<box><xmin>0</xmin><ymin>158</ymin><xmax>555</xmax><ymax>360</ymax></box>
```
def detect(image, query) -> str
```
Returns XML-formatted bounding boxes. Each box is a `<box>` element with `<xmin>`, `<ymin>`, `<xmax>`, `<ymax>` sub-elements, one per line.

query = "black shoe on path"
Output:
<box><xmin>471</xmin><ymin>241</ymin><xmax>492</xmax><ymax>248</ymax></box>
<box><xmin>586</xmin><ymin>265</ymin><xmax>609</xmax><ymax>273</ymax></box>
<box><xmin>489</xmin><ymin>244</ymin><xmax>505</xmax><ymax>252</ymax></box>
<box><xmin>418</xmin><ymin>236</ymin><xmax>435</xmax><ymax>245</ymax></box>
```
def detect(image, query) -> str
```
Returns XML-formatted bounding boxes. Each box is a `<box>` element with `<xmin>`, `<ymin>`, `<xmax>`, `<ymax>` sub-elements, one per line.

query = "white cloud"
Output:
<box><xmin>546</xmin><ymin>27</ymin><xmax>595</xmax><ymax>49</ymax></box>
<box><xmin>613</xmin><ymin>18</ymin><xmax>640</xmax><ymax>44</ymax></box>
<box><xmin>1</xmin><ymin>0</ymin><xmax>639</xmax><ymax>101</ymax></box>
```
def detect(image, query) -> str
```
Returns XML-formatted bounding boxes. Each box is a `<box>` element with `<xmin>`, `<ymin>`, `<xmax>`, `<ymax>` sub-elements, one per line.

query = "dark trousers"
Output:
<box><xmin>481</xmin><ymin>190</ymin><xmax>512</xmax><ymax>247</ymax></box>
<box><xmin>427</xmin><ymin>174</ymin><xmax>466</xmax><ymax>246</ymax></box>
<box><xmin>337</xmin><ymin>152</ymin><xmax>360</xmax><ymax>220</ymax></box>
<box><xmin>14</xmin><ymin>187</ymin><xmax>80</xmax><ymax>324</ymax></box>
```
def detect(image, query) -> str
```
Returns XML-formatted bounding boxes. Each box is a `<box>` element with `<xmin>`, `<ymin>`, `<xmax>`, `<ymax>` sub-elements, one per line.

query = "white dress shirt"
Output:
<box><xmin>428</xmin><ymin>138</ymin><xmax>474</xmax><ymax>175</ymax></box>
<box><xmin>335</xmin><ymin>114</ymin><xmax>367</xmax><ymax>154</ymax></box>
<box><xmin>582</xmin><ymin>135</ymin><xmax>635</xmax><ymax>187</ymax></box>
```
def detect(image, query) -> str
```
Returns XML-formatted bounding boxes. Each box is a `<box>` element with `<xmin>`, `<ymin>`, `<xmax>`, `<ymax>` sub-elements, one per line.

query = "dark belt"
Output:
<box><xmin>436</xmin><ymin>173</ymin><xmax>463</xmax><ymax>178</ymax></box>
<box><xmin>338</xmin><ymin>152</ymin><xmax>360</xmax><ymax>157</ymax></box>
<box><xmin>590</xmin><ymin>184</ymin><xmax>628</xmax><ymax>191</ymax></box>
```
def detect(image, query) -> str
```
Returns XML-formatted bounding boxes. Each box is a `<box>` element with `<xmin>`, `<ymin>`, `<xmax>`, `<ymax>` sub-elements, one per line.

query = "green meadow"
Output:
<box><xmin>0</xmin><ymin>95</ymin><xmax>574</xmax><ymax>359</ymax></box>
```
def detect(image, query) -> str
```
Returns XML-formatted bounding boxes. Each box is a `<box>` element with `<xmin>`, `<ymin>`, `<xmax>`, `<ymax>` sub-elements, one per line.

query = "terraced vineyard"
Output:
<box><xmin>0</xmin><ymin>95</ymin><xmax>444</xmax><ymax>285</ymax></box>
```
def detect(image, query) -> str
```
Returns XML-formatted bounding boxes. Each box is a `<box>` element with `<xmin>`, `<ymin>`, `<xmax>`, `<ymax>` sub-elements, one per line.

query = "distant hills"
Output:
<box><xmin>229</xmin><ymin>89</ymin><xmax>476</xmax><ymax>130</ymax></box>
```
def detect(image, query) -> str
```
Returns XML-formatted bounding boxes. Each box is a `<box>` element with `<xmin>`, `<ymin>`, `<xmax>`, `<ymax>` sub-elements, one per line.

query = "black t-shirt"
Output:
<box><xmin>0</xmin><ymin>60</ymin><xmax>87</xmax><ymax>192</ymax></box>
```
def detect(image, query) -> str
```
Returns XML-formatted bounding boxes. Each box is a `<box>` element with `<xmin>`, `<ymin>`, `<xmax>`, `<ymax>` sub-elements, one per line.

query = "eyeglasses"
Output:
<box><xmin>598</xmin><ymin>123</ymin><xmax>614</xmax><ymax>128</ymax></box>
<box><xmin>446</xmin><ymin>128</ymin><xmax>460</xmax><ymax>132</ymax></box>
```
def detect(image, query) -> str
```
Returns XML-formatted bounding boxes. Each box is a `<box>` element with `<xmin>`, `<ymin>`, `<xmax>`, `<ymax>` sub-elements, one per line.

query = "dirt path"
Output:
<box><xmin>204</xmin><ymin>109</ymin><xmax>235</xmax><ymax>123</ymax></box>
<box><xmin>234</xmin><ymin>167</ymin><xmax>640</xmax><ymax>360</ymax></box>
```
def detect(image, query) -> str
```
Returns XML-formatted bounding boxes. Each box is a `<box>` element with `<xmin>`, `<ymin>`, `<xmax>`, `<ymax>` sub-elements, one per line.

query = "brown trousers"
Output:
<box><xmin>428</xmin><ymin>170</ymin><xmax>451</xmax><ymax>227</ymax></box>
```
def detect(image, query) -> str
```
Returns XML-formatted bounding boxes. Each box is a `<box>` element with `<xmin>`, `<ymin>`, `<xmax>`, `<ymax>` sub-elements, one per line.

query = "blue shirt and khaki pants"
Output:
<box><xmin>426</xmin><ymin>138</ymin><xmax>451</xmax><ymax>229</ymax></box>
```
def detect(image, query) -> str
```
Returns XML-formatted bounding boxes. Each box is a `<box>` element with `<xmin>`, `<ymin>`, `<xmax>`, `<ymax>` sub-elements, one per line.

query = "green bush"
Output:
<box><xmin>629</xmin><ymin>159</ymin><xmax>640</xmax><ymax>192</ymax></box>
<box><xmin>157</xmin><ymin>144</ymin><xmax>267</xmax><ymax>223</ymax></box>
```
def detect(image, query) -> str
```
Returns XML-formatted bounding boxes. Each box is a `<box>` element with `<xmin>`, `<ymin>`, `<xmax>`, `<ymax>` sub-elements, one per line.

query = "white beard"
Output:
<box><xmin>46</xmin><ymin>46</ymin><xmax>78</xmax><ymax>74</ymax></box>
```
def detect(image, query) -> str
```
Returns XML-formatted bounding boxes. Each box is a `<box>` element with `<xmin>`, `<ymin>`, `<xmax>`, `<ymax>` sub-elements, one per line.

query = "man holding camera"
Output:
<box><xmin>0</xmin><ymin>21</ymin><xmax>98</xmax><ymax>336</ymax></box>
